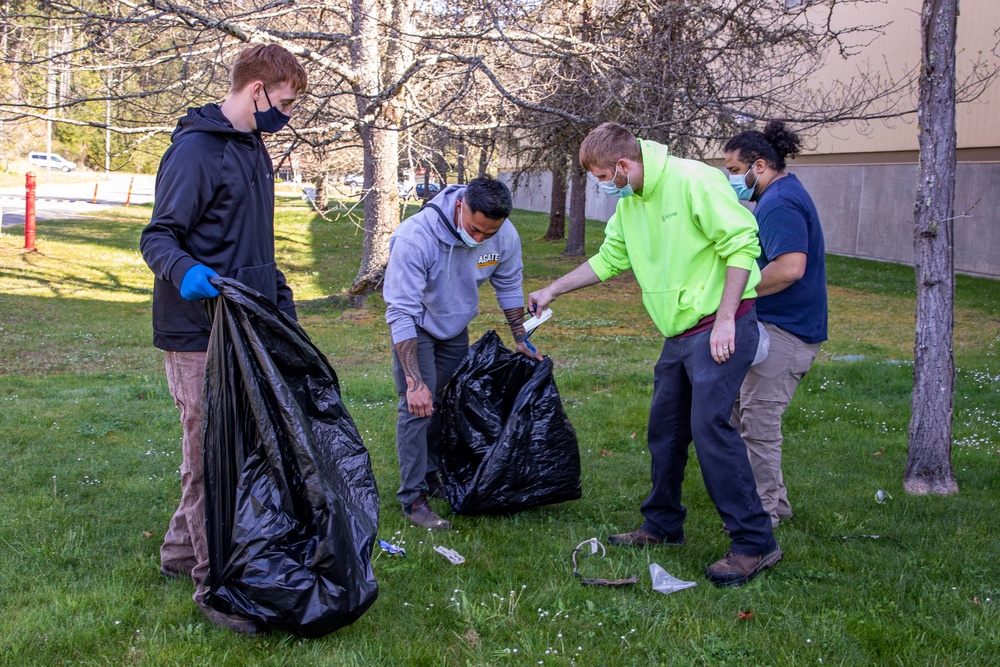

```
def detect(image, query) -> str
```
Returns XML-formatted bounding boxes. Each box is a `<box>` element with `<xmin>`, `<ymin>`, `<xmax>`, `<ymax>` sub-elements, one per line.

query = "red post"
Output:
<box><xmin>92</xmin><ymin>182</ymin><xmax>99</xmax><ymax>204</ymax></box>
<box><xmin>125</xmin><ymin>176</ymin><xmax>134</xmax><ymax>206</ymax></box>
<box><xmin>25</xmin><ymin>172</ymin><xmax>36</xmax><ymax>251</ymax></box>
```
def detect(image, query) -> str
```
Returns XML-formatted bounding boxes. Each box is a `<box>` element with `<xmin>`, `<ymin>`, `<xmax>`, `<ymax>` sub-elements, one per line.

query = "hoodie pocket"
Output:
<box><xmin>234</xmin><ymin>262</ymin><xmax>278</xmax><ymax>304</ymax></box>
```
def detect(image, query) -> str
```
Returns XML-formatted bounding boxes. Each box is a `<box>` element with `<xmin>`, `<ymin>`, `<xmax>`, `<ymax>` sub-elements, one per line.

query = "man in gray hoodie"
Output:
<box><xmin>383</xmin><ymin>176</ymin><xmax>541</xmax><ymax>530</ymax></box>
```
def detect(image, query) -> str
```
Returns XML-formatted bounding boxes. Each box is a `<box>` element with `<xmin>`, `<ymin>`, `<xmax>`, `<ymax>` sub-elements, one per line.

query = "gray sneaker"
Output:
<box><xmin>402</xmin><ymin>493</ymin><xmax>452</xmax><ymax>530</ymax></box>
<box><xmin>705</xmin><ymin>546</ymin><xmax>783</xmax><ymax>587</ymax></box>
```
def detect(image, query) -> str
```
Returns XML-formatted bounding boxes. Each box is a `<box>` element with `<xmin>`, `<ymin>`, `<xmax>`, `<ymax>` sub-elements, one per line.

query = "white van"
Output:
<box><xmin>28</xmin><ymin>152</ymin><xmax>77</xmax><ymax>172</ymax></box>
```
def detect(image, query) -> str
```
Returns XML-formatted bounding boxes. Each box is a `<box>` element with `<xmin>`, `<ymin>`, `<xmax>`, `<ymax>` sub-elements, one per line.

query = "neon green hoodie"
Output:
<box><xmin>588</xmin><ymin>139</ymin><xmax>761</xmax><ymax>338</ymax></box>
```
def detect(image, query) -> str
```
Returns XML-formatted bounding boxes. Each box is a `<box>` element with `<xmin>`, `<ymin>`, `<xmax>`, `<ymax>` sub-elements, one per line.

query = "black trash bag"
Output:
<box><xmin>438</xmin><ymin>330</ymin><xmax>582</xmax><ymax>515</ymax></box>
<box><xmin>201</xmin><ymin>277</ymin><xmax>379</xmax><ymax>638</ymax></box>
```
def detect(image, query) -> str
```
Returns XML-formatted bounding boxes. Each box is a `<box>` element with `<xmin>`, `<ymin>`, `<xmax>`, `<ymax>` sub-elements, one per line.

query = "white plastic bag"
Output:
<box><xmin>752</xmin><ymin>321</ymin><xmax>770</xmax><ymax>366</ymax></box>
<box><xmin>650</xmin><ymin>563</ymin><xmax>697</xmax><ymax>595</ymax></box>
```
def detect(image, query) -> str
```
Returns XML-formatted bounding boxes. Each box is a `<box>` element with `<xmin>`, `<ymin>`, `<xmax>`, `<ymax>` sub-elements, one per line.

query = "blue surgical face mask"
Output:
<box><xmin>729</xmin><ymin>163</ymin><xmax>760</xmax><ymax>202</ymax></box>
<box><xmin>455</xmin><ymin>210</ymin><xmax>485</xmax><ymax>248</ymax></box>
<box><xmin>253</xmin><ymin>86</ymin><xmax>291</xmax><ymax>134</ymax></box>
<box><xmin>598</xmin><ymin>163</ymin><xmax>634</xmax><ymax>199</ymax></box>
<box><xmin>457</xmin><ymin>223</ymin><xmax>484</xmax><ymax>248</ymax></box>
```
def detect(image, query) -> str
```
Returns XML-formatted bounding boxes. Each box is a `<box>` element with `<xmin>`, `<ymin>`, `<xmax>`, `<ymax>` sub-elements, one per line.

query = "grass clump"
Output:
<box><xmin>0</xmin><ymin>200</ymin><xmax>998</xmax><ymax>665</ymax></box>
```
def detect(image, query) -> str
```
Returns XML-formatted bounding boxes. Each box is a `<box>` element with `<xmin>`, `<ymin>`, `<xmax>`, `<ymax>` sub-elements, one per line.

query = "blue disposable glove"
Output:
<box><xmin>179</xmin><ymin>264</ymin><xmax>220</xmax><ymax>300</ymax></box>
<box><xmin>524</xmin><ymin>331</ymin><xmax>537</xmax><ymax>354</ymax></box>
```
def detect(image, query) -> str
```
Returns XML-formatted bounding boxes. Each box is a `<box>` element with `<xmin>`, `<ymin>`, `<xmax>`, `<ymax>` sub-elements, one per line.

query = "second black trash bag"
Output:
<box><xmin>202</xmin><ymin>278</ymin><xmax>379</xmax><ymax>638</ymax></box>
<box><xmin>438</xmin><ymin>330</ymin><xmax>582</xmax><ymax>515</ymax></box>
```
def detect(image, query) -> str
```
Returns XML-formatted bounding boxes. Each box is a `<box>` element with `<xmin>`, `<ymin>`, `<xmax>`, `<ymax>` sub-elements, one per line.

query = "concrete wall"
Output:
<box><xmin>502</xmin><ymin>162</ymin><xmax>1000</xmax><ymax>279</ymax></box>
<box><xmin>794</xmin><ymin>162</ymin><xmax>1000</xmax><ymax>279</ymax></box>
<box><xmin>501</xmin><ymin>171</ymin><xmax>616</xmax><ymax>227</ymax></box>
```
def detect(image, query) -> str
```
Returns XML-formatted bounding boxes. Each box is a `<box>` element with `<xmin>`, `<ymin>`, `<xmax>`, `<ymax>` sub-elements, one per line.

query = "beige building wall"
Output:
<box><xmin>788</xmin><ymin>0</ymin><xmax>1000</xmax><ymax>277</ymax></box>
<box><xmin>503</xmin><ymin>1</ymin><xmax>1000</xmax><ymax>277</ymax></box>
<box><xmin>803</xmin><ymin>0</ymin><xmax>1000</xmax><ymax>160</ymax></box>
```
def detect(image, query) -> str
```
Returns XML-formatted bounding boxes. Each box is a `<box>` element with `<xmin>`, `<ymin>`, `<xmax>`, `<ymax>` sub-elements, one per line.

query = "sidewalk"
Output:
<box><xmin>0</xmin><ymin>172</ymin><xmax>155</xmax><ymax>229</ymax></box>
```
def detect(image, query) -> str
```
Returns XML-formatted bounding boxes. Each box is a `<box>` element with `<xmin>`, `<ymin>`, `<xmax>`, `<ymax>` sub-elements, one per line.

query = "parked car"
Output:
<box><xmin>28</xmin><ymin>152</ymin><xmax>77</xmax><ymax>172</ymax></box>
<box><xmin>398</xmin><ymin>182</ymin><xmax>417</xmax><ymax>200</ymax></box>
<box><xmin>343</xmin><ymin>173</ymin><xmax>364</xmax><ymax>188</ymax></box>
<box><xmin>415</xmin><ymin>182</ymin><xmax>441</xmax><ymax>198</ymax></box>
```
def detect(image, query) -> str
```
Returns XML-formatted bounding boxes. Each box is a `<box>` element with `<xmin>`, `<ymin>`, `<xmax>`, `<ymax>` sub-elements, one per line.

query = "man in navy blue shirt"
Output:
<box><xmin>723</xmin><ymin>121</ymin><xmax>828</xmax><ymax>529</ymax></box>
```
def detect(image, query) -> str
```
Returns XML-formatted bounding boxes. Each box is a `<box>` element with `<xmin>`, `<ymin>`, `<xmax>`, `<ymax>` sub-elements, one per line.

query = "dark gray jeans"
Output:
<box><xmin>392</xmin><ymin>326</ymin><xmax>469</xmax><ymax>505</ymax></box>
<box><xmin>639</xmin><ymin>309</ymin><xmax>777</xmax><ymax>556</ymax></box>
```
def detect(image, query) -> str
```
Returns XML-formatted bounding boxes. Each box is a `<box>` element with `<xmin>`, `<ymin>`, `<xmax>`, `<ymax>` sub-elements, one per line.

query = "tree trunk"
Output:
<box><xmin>456</xmin><ymin>137</ymin><xmax>466</xmax><ymax>184</ymax></box>
<box><xmin>314</xmin><ymin>172</ymin><xmax>329</xmax><ymax>212</ymax></box>
<box><xmin>434</xmin><ymin>154</ymin><xmax>449</xmax><ymax>186</ymax></box>
<box><xmin>347</xmin><ymin>0</ymin><xmax>403</xmax><ymax>305</ymax></box>
<box><xmin>421</xmin><ymin>163</ymin><xmax>431</xmax><ymax>202</ymax></box>
<box><xmin>477</xmin><ymin>144</ymin><xmax>489</xmax><ymax>178</ymax></box>
<box><xmin>544</xmin><ymin>159</ymin><xmax>568</xmax><ymax>241</ymax></box>
<box><xmin>905</xmin><ymin>0</ymin><xmax>959</xmax><ymax>496</ymax></box>
<box><xmin>564</xmin><ymin>162</ymin><xmax>587</xmax><ymax>256</ymax></box>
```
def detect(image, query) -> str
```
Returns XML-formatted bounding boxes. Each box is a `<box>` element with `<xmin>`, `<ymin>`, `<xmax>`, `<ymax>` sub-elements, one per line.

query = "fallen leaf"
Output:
<box><xmin>738</xmin><ymin>610</ymin><xmax>753</xmax><ymax>620</ymax></box>
<box><xmin>971</xmin><ymin>597</ymin><xmax>981</xmax><ymax>606</ymax></box>
<box><xmin>142</xmin><ymin>531</ymin><xmax>154</xmax><ymax>539</ymax></box>
<box><xmin>630</xmin><ymin>432</ymin><xmax>637</xmax><ymax>440</ymax></box>
<box><xmin>600</xmin><ymin>449</ymin><xmax>613</xmax><ymax>458</ymax></box>
<box><xmin>874</xmin><ymin>447</ymin><xmax>885</xmax><ymax>456</ymax></box>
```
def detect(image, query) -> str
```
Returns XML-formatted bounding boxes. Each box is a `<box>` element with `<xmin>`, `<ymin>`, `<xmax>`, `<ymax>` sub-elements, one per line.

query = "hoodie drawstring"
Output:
<box><xmin>422</xmin><ymin>200</ymin><xmax>464</xmax><ymax>278</ymax></box>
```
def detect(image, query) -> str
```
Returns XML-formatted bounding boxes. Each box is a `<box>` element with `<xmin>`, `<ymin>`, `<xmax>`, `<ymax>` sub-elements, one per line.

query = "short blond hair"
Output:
<box><xmin>579</xmin><ymin>122</ymin><xmax>641</xmax><ymax>171</ymax></box>
<box><xmin>231</xmin><ymin>44</ymin><xmax>308</xmax><ymax>95</ymax></box>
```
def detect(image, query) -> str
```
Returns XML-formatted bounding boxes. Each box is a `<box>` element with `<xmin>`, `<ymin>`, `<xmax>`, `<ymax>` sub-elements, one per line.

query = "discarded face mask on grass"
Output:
<box><xmin>649</xmin><ymin>563</ymin><xmax>697</xmax><ymax>595</ymax></box>
<box><xmin>571</xmin><ymin>538</ymin><xmax>638</xmax><ymax>587</ymax></box>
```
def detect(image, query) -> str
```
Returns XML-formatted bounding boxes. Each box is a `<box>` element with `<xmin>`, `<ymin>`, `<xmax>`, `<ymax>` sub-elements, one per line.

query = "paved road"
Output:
<box><xmin>0</xmin><ymin>172</ymin><xmax>155</xmax><ymax>230</ymax></box>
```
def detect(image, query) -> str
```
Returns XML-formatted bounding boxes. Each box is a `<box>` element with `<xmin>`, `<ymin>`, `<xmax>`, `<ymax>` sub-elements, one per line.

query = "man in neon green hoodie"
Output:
<box><xmin>529</xmin><ymin>122</ymin><xmax>781</xmax><ymax>587</ymax></box>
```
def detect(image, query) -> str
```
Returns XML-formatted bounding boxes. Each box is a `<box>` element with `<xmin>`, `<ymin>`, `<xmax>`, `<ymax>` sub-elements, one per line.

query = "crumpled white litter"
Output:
<box><xmin>434</xmin><ymin>546</ymin><xmax>466</xmax><ymax>565</ymax></box>
<box><xmin>650</xmin><ymin>563</ymin><xmax>697</xmax><ymax>595</ymax></box>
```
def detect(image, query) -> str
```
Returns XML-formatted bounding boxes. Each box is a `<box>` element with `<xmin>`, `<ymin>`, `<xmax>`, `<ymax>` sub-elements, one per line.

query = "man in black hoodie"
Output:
<box><xmin>140</xmin><ymin>44</ymin><xmax>307</xmax><ymax>635</ymax></box>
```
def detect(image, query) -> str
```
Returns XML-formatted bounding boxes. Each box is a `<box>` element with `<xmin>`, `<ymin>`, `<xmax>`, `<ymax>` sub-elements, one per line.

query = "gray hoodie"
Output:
<box><xmin>384</xmin><ymin>185</ymin><xmax>525</xmax><ymax>343</ymax></box>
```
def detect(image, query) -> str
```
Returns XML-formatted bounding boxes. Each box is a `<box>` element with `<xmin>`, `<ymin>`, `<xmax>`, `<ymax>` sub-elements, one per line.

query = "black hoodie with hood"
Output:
<box><xmin>141</xmin><ymin>103</ymin><xmax>296</xmax><ymax>351</ymax></box>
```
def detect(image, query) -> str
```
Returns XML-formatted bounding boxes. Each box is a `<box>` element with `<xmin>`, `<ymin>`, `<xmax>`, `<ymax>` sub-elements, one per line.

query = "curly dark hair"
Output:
<box><xmin>724</xmin><ymin>120</ymin><xmax>802</xmax><ymax>172</ymax></box>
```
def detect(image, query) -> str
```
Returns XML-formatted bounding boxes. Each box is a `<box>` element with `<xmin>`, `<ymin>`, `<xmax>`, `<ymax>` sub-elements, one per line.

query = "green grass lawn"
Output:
<box><xmin>1</xmin><ymin>200</ymin><xmax>998</xmax><ymax>666</ymax></box>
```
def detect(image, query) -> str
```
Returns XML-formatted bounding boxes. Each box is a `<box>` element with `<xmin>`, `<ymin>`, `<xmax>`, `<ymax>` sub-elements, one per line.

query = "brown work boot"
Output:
<box><xmin>705</xmin><ymin>546</ymin><xmax>783</xmax><ymax>587</ymax></box>
<box><xmin>425</xmin><ymin>475</ymin><xmax>447</xmax><ymax>500</ymax></box>
<box><xmin>199</xmin><ymin>604</ymin><xmax>267</xmax><ymax>635</ymax></box>
<box><xmin>402</xmin><ymin>493</ymin><xmax>452</xmax><ymax>530</ymax></box>
<box><xmin>607</xmin><ymin>527</ymin><xmax>685</xmax><ymax>547</ymax></box>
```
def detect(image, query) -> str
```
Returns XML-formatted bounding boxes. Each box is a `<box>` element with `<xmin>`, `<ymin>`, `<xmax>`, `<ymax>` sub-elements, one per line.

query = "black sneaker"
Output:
<box><xmin>705</xmin><ymin>546</ymin><xmax>783</xmax><ymax>587</ymax></box>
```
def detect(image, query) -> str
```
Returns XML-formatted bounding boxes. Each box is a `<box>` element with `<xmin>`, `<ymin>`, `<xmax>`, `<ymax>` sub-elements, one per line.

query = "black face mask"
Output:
<box><xmin>252</xmin><ymin>86</ymin><xmax>290</xmax><ymax>133</ymax></box>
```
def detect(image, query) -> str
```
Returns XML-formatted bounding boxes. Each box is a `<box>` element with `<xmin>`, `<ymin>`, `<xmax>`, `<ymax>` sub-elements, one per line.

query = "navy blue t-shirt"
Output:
<box><xmin>753</xmin><ymin>173</ymin><xmax>828</xmax><ymax>344</ymax></box>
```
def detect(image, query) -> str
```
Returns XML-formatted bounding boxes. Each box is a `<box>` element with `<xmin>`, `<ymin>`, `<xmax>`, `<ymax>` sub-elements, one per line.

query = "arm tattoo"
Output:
<box><xmin>503</xmin><ymin>306</ymin><xmax>528</xmax><ymax>343</ymax></box>
<box><xmin>394</xmin><ymin>338</ymin><xmax>425</xmax><ymax>392</ymax></box>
